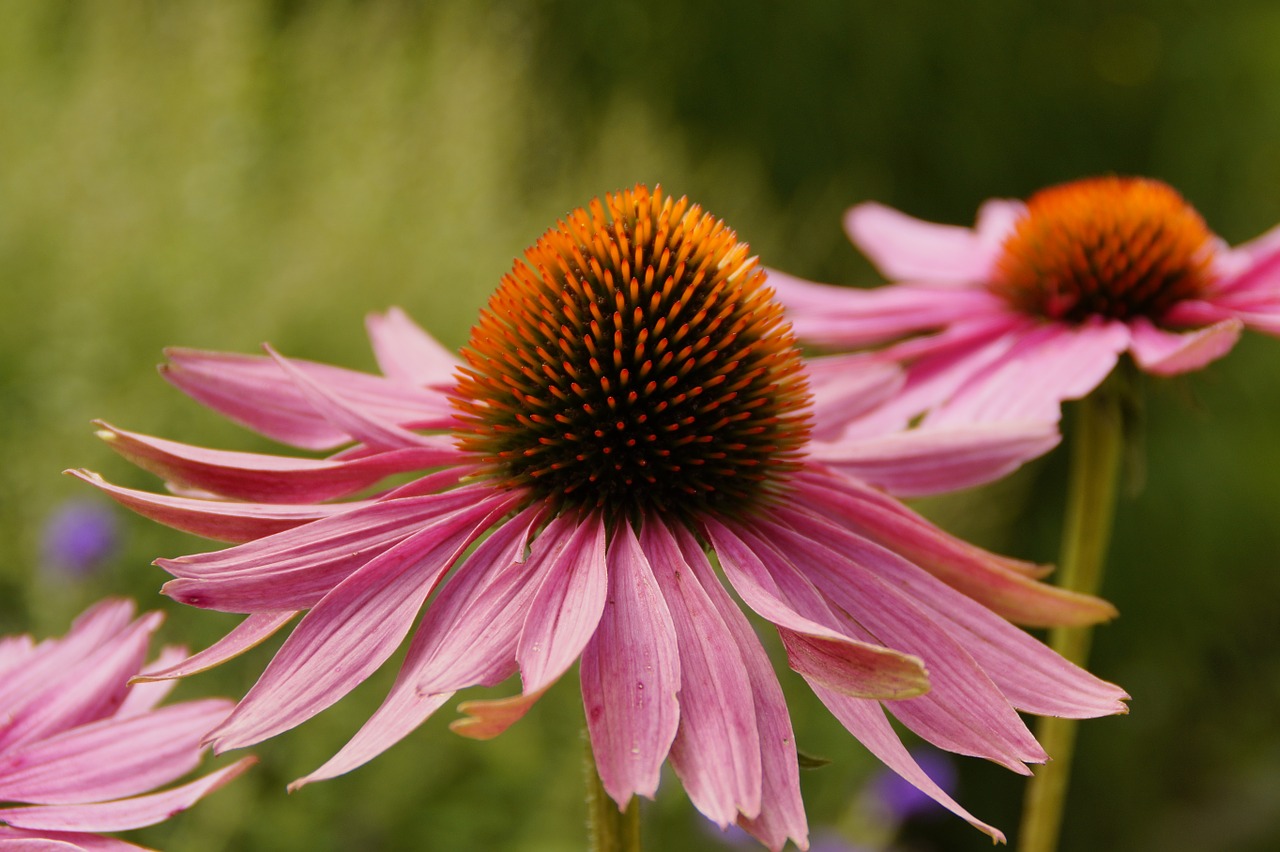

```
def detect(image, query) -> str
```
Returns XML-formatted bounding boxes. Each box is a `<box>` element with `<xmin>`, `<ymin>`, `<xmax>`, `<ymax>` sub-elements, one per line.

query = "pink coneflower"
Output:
<box><xmin>0</xmin><ymin>599</ymin><xmax>253</xmax><ymax>851</ymax></box>
<box><xmin>76</xmin><ymin>185</ymin><xmax>1126</xmax><ymax>848</ymax></box>
<box><xmin>768</xmin><ymin>176</ymin><xmax>1280</xmax><ymax>426</ymax></box>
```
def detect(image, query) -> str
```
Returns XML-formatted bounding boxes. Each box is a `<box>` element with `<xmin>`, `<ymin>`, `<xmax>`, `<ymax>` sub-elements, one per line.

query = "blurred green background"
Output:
<box><xmin>3</xmin><ymin>1</ymin><xmax>1280</xmax><ymax>849</ymax></box>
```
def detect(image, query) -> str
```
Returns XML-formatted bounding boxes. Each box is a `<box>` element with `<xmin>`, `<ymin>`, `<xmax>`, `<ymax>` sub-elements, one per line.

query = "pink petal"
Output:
<box><xmin>766</xmin><ymin>270</ymin><xmax>1002</xmax><ymax>349</ymax></box>
<box><xmin>0</xmin><ymin>601</ymin><xmax>134</xmax><ymax>718</ymax></box>
<box><xmin>1127</xmin><ymin>317</ymin><xmax>1243</xmax><ymax>376</ymax></box>
<box><xmin>703</xmin><ymin>520</ymin><xmax>930</xmax><ymax>701</ymax></box>
<box><xmin>113</xmin><ymin>646</ymin><xmax>188</xmax><ymax>716</ymax></box>
<box><xmin>0</xmin><ymin>613</ymin><xmax>160</xmax><ymax>754</ymax></box>
<box><xmin>843</xmin><ymin>200</ymin><xmax>1019</xmax><ymax>284</ymax></box>
<box><xmin>0</xmin><ymin>700</ymin><xmax>231</xmax><ymax>804</ymax></box>
<box><xmin>159</xmin><ymin>483</ymin><xmax>488</xmax><ymax>585</ymax></box>
<box><xmin>809</xmin><ymin>686</ymin><xmax>1005</xmax><ymax>842</ymax></box>
<box><xmin>640</xmin><ymin>521</ymin><xmax>762</xmax><ymax>827</ymax></box>
<box><xmin>288</xmin><ymin>507</ymin><xmax>544</xmax><ymax>788</ymax></box>
<box><xmin>776</xmin><ymin>505</ymin><xmax>1127</xmax><ymax>719</ymax></box>
<box><xmin>810</xmin><ymin>420</ymin><xmax>1060</xmax><ymax>497</ymax></box>
<box><xmin>163</xmin><ymin>348</ymin><xmax>453</xmax><ymax>451</ymax></box>
<box><xmin>131</xmin><ymin>612</ymin><xmax>298</xmax><ymax>682</ymax></box>
<box><xmin>805</xmin><ymin>353</ymin><xmax>904</xmax><ymax>442</ymax></box>
<box><xmin>845</xmin><ymin>317</ymin><xmax>1028</xmax><ymax>436</ymax></box>
<box><xmin>365</xmin><ymin>307</ymin><xmax>461</xmax><ymax>388</ymax></box>
<box><xmin>94</xmin><ymin>422</ymin><xmax>459</xmax><ymax>504</ymax></box>
<box><xmin>796</xmin><ymin>468</ymin><xmax>1117</xmax><ymax>627</ymax></box>
<box><xmin>0</xmin><ymin>826</ymin><xmax>149</xmax><ymax>851</ymax></box>
<box><xmin>517</xmin><ymin>516</ymin><xmax>608</xmax><ymax>695</ymax></box>
<box><xmin>0</xmin><ymin>758</ymin><xmax>255</xmax><ymax>834</ymax></box>
<box><xmin>734</xmin><ymin>516</ymin><xmax>1045</xmax><ymax>773</ymax></box>
<box><xmin>205</xmin><ymin>491</ymin><xmax>516</xmax><ymax>751</ymax></box>
<box><xmin>669</xmin><ymin>525</ymin><xmax>809</xmax><ymax>851</ymax></box>
<box><xmin>926</xmin><ymin>318</ymin><xmax>1131</xmax><ymax>426</ymax></box>
<box><xmin>581</xmin><ymin>522</ymin><xmax>681</xmax><ymax>808</ymax></box>
<box><xmin>68</xmin><ymin>470</ymin><xmax>352</xmax><ymax>544</ymax></box>
<box><xmin>263</xmin><ymin>345</ymin><xmax>444</xmax><ymax>452</ymax></box>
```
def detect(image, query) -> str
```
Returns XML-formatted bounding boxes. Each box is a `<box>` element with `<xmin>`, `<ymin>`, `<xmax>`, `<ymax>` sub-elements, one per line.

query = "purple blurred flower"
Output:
<box><xmin>41</xmin><ymin>499</ymin><xmax>120</xmax><ymax>577</ymax></box>
<box><xmin>867</xmin><ymin>749</ymin><xmax>957</xmax><ymax>824</ymax></box>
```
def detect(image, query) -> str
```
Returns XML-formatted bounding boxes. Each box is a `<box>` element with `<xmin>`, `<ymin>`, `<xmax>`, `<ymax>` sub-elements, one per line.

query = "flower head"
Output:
<box><xmin>768</xmin><ymin>176</ymin><xmax>1280</xmax><ymax>427</ymax></box>
<box><xmin>0</xmin><ymin>599</ymin><xmax>253</xmax><ymax>851</ymax></box>
<box><xmin>76</xmin><ymin>184</ymin><xmax>1127</xmax><ymax>848</ymax></box>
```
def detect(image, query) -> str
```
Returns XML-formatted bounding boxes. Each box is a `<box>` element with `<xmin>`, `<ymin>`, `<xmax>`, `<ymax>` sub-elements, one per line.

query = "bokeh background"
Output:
<box><xmin>3</xmin><ymin>1</ymin><xmax>1280</xmax><ymax>849</ymax></box>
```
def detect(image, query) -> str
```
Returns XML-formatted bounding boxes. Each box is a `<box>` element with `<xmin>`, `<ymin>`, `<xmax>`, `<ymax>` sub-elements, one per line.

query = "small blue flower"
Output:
<box><xmin>41</xmin><ymin>498</ymin><xmax>120</xmax><ymax>576</ymax></box>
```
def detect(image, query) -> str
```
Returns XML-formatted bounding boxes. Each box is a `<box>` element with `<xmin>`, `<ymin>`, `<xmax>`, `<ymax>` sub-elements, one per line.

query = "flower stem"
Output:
<box><xmin>1018</xmin><ymin>378</ymin><xmax>1127</xmax><ymax>852</ymax></box>
<box><xmin>585</xmin><ymin>730</ymin><xmax>641</xmax><ymax>852</ymax></box>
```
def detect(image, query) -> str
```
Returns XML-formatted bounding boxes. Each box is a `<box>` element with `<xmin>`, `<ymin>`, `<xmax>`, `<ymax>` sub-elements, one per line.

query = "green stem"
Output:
<box><xmin>1018</xmin><ymin>380</ymin><xmax>1126</xmax><ymax>852</ymax></box>
<box><xmin>584</xmin><ymin>730</ymin><xmax>641</xmax><ymax>852</ymax></box>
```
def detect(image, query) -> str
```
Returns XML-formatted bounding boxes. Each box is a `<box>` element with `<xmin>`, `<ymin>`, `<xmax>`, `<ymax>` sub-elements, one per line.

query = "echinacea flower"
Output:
<box><xmin>768</xmin><ymin>176</ymin><xmax>1280</xmax><ymax>426</ymax></box>
<box><xmin>0</xmin><ymin>599</ymin><xmax>253</xmax><ymax>851</ymax></box>
<box><xmin>75</xmin><ymin>185</ymin><xmax>1127</xmax><ymax>848</ymax></box>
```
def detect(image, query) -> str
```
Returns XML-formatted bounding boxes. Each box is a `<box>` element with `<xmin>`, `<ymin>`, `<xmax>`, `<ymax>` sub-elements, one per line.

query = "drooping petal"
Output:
<box><xmin>114</xmin><ymin>645</ymin><xmax>187</xmax><ymax>716</ymax></box>
<box><xmin>796</xmin><ymin>468</ymin><xmax>1116</xmax><ymax>627</ymax></box>
<box><xmin>289</xmin><ymin>507</ymin><xmax>544</xmax><ymax>788</ymax></box>
<box><xmin>703</xmin><ymin>519</ymin><xmax>930</xmax><ymax>701</ymax></box>
<box><xmin>640</xmin><ymin>521</ymin><xmax>762</xmax><ymax>827</ymax></box>
<box><xmin>775</xmin><ymin>504</ymin><xmax>1128</xmax><ymax>719</ymax></box>
<box><xmin>517</xmin><ymin>515</ymin><xmax>608</xmax><ymax>695</ymax></box>
<box><xmin>843</xmin><ymin>200</ymin><xmax>1020</xmax><ymax>284</ymax></box>
<box><xmin>159</xmin><ymin>484</ymin><xmax>488</xmax><ymax>588</ymax></box>
<box><xmin>731</xmin><ymin>518</ymin><xmax>1046</xmax><ymax>774</ymax></box>
<box><xmin>810</xmin><ymin>420</ymin><xmax>1060</xmax><ymax>497</ymax></box>
<box><xmin>365</xmin><ymin>307</ymin><xmax>461</xmax><ymax>388</ymax></box>
<box><xmin>581</xmin><ymin>521</ymin><xmax>680</xmax><ymax>808</ymax></box>
<box><xmin>67</xmin><ymin>470</ymin><xmax>353</xmax><ymax>544</ymax></box>
<box><xmin>94</xmin><ymin>422</ymin><xmax>459</xmax><ymax>504</ymax></box>
<box><xmin>163</xmin><ymin>348</ymin><xmax>453</xmax><ymax>451</ymax></box>
<box><xmin>808</xmin><ymin>686</ymin><xmax>1005</xmax><ymax>842</ymax></box>
<box><xmin>131</xmin><ymin>612</ymin><xmax>298</xmax><ymax>682</ymax></box>
<box><xmin>0</xmin><ymin>758</ymin><xmax>254</xmax><ymax>834</ymax></box>
<box><xmin>1127</xmin><ymin>317</ymin><xmax>1243</xmax><ymax>376</ymax></box>
<box><xmin>669</xmin><ymin>525</ymin><xmax>809</xmax><ymax>852</ymax></box>
<box><xmin>205</xmin><ymin>490</ymin><xmax>517</xmax><ymax>751</ymax></box>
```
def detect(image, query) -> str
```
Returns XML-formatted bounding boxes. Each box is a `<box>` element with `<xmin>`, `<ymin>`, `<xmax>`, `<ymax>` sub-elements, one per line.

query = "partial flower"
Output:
<box><xmin>41</xmin><ymin>499</ymin><xmax>121</xmax><ymax>578</ymax></box>
<box><xmin>769</xmin><ymin>176</ymin><xmax>1280</xmax><ymax>427</ymax></box>
<box><xmin>0</xmin><ymin>599</ymin><xmax>253</xmax><ymax>851</ymax></box>
<box><xmin>75</xmin><ymin>185</ymin><xmax>1126</xmax><ymax>848</ymax></box>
